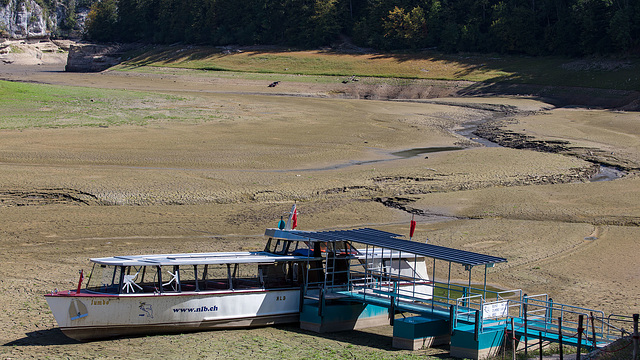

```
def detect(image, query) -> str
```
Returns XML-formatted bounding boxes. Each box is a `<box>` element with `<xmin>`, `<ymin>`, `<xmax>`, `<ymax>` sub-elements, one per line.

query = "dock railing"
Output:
<box><xmin>477</xmin><ymin>293</ymin><xmax>618</xmax><ymax>348</ymax></box>
<box><xmin>605</xmin><ymin>314</ymin><xmax>637</xmax><ymax>340</ymax></box>
<box><xmin>337</xmin><ymin>274</ymin><xmax>621</xmax><ymax>349</ymax></box>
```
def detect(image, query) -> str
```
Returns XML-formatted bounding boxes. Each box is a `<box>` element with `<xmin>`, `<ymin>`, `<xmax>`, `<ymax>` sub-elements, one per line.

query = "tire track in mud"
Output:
<box><xmin>496</xmin><ymin>227</ymin><xmax>601</xmax><ymax>271</ymax></box>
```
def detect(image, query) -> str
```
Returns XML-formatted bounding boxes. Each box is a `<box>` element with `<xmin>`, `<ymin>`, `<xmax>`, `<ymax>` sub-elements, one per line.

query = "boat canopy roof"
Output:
<box><xmin>266</xmin><ymin>227</ymin><xmax>507</xmax><ymax>267</ymax></box>
<box><xmin>91</xmin><ymin>251</ymin><xmax>313</xmax><ymax>267</ymax></box>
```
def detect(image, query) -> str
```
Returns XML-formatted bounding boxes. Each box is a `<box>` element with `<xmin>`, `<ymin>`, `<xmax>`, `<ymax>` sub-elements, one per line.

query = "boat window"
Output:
<box><xmin>275</xmin><ymin>240</ymin><xmax>290</xmax><ymax>255</ymax></box>
<box><xmin>266</xmin><ymin>239</ymin><xmax>281</xmax><ymax>254</ymax></box>
<box><xmin>178</xmin><ymin>265</ymin><xmax>198</xmax><ymax>292</ymax></box>
<box><xmin>231</xmin><ymin>263</ymin><xmax>262</xmax><ymax>289</ymax></box>
<box><xmin>332</xmin><ymin>241</ymin><xmax>357</xmax><ymax>255</ymax></box>
<box><xmin>85</xmin><ymin>264</ymin><xmax>122</xmax><ymax>293</ymax></box>
<box><xmin>260</xmin><ymin>262</ymin><xmax>302</xmax><ymax>289</ymax></box>
<box><xmin>292</xmin><ymin>241</ymin><xmax>314</xmax><ymax>257</ymax></box>
<box><xmin>121</xmin><ymin>265</ymin><xmax>161</xmax><ymax>293</ymax></box>
<box><xmin>120</xmin><ymin>266</ymin><xmax>144</xmax><ymax>293</ymax></box>
<box><xmin>199</xmin><ymin>264</ymin><xmax>230</xmax><ymax>291</ymax></box>
<box><xmin>161</xmin><ymin>265</ymin><xmax>181</xmax><ymax>293</ymax></box>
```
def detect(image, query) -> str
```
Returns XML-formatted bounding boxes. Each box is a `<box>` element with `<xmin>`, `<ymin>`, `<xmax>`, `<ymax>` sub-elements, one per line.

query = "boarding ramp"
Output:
<box><xmin>341</xmin><ymin>280</ymin><xmax>622</xmax><ymax>351</ymax></box>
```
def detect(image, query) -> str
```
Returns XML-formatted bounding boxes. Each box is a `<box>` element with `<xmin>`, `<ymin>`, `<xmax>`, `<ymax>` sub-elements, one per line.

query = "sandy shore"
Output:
<box><xmin>0</xmin><ymin>63</ymin><xmax>638</xmax><ymax>359</ymax></box>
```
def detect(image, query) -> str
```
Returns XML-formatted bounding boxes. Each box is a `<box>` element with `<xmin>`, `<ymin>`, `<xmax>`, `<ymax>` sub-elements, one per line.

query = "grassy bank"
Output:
<box><xmin>117</xmin><ymin>46</ymin><xmax>640</xmax><ymax>91</ymax></box>
<box><xmin>0</xmin><ymin>80</ymin><xmax>198</xmax><ymax>129</ymax></box>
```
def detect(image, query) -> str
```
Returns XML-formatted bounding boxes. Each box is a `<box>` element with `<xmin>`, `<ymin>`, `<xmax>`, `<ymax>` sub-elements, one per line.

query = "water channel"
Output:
<box><xmin>289</xmin><ymin>121</ymin><xmax>624</xmax><ymax>182</ymax></box>
<box><xmin>454</xmin><ymin>122</ymin><xmax>625</xmax><ymax>182</ymax></box>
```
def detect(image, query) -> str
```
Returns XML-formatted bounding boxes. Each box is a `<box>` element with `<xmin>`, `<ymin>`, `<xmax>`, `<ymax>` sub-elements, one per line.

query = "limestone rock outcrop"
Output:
<box><xmin>0</xmin><ymin>0</ymin><xmax>51</xmax><ymax>38</ymax></box>
<box><xmin>0</xmin><ymin>38</ymin><xmax>68</xmax><ymax>65</ymax></box>
<box><xmin>65</xmin><ymin>43</ymin><xmax>136</xmax><ymax>72</ymax></box>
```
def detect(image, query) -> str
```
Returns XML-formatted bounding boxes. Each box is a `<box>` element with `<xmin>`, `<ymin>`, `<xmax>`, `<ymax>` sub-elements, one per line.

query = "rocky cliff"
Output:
<box><xmin>0</xmin><ymin>0</ymin><xmax>84</xmax><ymax>39</ymax></box>
<box><xmin>1</xmin><ymin>0</ymin><xmax>52</xmax><ymax>38</ymax></box>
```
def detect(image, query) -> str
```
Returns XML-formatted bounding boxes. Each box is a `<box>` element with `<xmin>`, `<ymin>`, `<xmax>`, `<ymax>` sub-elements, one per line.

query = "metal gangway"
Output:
<box><xmin>273</xmin><ymin>228</ymin><xmax>631</xmax><ymax>353</ymax></box>
<box><xmin>339</xmin><ymin>279</ymin><xmax>621</xmax><ymax>349</ymax></box>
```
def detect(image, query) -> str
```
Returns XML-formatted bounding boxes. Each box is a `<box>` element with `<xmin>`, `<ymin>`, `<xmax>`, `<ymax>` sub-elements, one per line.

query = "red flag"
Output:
<box><xmin>410</xmin><ymin>216</ymin><xmax>416</xmax><ymax>239</ymax></box>
<box><xmin>292</xmin><ymin>208</ymin><xmax>298</xmax><ymax>229</ymax></box>
<box><xmin>76</xmin><ymin>269</ymin><xmax>84</xmax><ymax>294</ymax></box>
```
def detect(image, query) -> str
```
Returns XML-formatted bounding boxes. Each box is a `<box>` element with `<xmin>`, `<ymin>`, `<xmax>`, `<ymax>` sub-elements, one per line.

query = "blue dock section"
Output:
<box><xmin>322</xmin><ymin>288</ymin><xmax>614</xmax><ymax>359</ymax></box>
<box><xmin>266</xmin><ymin>228</ymin><xmax>627</xmax><ymax>359</ymax></box>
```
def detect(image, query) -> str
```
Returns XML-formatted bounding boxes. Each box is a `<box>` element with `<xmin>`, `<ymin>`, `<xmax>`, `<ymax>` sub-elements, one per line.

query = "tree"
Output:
<box><xmin>60</xmin><ymin>0</ymin><xmax>77</xmax><ymax>31</ymax></box>
<box><xmin>572</xmin><ymin>0</ymin><xmax>614</xmax><ymax>54</ymax></box>
<box><xmin>382</xmin><ymin>6</ymin><xmax>428</xmax><ymax>49</ymax></box>
<box><xmin>309</xmin><ymin>0</ymin><xmax>342</xmax><ymax>46</ymax></box>
<box><xmin>84</xmin><ymin>0</ymin><xmax>118</xmax><ymax>41</ymax></box>
<box><xmin>608</xmin><ymin>8</ymin><xmax>632</xmax><ymax>52</ymax></box>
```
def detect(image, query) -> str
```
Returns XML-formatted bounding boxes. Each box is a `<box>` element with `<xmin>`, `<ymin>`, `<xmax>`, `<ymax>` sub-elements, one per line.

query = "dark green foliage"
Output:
<box><xmin>60</xmin><ymin>0</ymin><xmax>77</xmax><ymax>30</ymax></box>
<box><xmin>82</xmin><ymin>0</ymin><xmax>639</xmax><ymax>55</ymax></box>
<box><xmin>84</xmin><ymin>0</ymin><xmax>118</xmax><ymax>41</ymax></box>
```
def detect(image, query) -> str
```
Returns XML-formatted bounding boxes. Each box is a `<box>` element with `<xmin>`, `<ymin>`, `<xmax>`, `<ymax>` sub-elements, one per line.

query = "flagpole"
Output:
<box><xmin>285</xmin><ymin>202</ymin><xmax>297</xmax><ymax>230</ymax></box>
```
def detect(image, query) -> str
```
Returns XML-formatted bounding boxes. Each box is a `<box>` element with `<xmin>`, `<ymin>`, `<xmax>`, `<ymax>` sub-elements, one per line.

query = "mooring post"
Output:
<box><xmin>539</xmin><ymin>331</ymin><xmax>543</xmax><ymax>360</ymax></box>
<box><xmin>547</xmin><ymin>298</ymin><xmax>553</xmax><ymax>330</ymax></box>
<box><xmin>449</xmin><ymin>305</ymin><xmax>455</xmax><ymax>335</ymax></box>
<box><xmin>590</xmin><ymin>311</ymin><xmax>597</xmax><ymax>348</ymax></box>
<box><xmin>558</xmin><ymin>316</ymin><xmax>563</xmax><ymax>360</ymax></box>
<box><xmin>511</xmin><ymin>317</ymin><xmax>516</xmax><ymax>360</ymax></box>
<box><xmin>633</xmin><ymin>313</ymin><xmax>639</xmax><ymax>360</ymax></box>
<box><xmin>389</xmin><ymin>281</ymin><xmax>397</xmax><ymax>326</ymax></box>
<box><xmin>474</xmin><ymin>310</ymin><xmax>480</xmax><ymax>342</ymax></box>
<box><xmin>524</xmin><ymin>302</ymin><xmax>528</xmax><ymax>357</ymax></box>
<box><xmin>502</xmin><ymin>325</ymin><xmax>507</xmax><ymax>360</ymax></box>
<box><xmin>577</xmin><ymin>314</ymin><xmax>584</xmax><ymax>360</ymax></box>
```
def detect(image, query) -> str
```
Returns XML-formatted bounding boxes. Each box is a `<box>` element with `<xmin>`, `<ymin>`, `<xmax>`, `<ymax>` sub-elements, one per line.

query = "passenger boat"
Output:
<box><xmin>45</xmin><ymin>206</ymin><xmax>432</xmax><ymax>341</ymax></box>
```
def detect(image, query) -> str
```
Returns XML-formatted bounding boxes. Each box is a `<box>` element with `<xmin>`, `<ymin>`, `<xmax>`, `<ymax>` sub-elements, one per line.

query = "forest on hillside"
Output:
<box><xmin>84</xmin><ymin>0</ymin><xmax>639</xmax><ymax>56</ymax></box>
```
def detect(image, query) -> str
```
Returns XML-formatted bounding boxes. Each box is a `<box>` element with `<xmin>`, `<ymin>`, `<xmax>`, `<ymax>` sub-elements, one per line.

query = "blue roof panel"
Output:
<box><xmin>288</xmin><ymin>228</ymin><xmax>506</xmax><ymax>267</ymax></box>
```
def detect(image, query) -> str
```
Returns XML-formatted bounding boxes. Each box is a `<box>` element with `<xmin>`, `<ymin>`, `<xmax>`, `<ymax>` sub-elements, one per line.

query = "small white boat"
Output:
<box><xmin>45</xmin><ymin>206</ymin><xmax>432</xmax><ymax>341</ymax></box>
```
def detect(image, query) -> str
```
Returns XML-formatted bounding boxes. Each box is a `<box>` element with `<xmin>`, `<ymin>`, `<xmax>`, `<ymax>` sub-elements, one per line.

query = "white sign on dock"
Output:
<box><xmin>482</xmin><ymin>300</ymin><xmax>509</xmax><ymax>319</ymax></box>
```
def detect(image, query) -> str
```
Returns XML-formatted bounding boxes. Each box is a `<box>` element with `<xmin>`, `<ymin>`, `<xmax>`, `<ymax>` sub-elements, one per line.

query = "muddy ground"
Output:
<box><xmin>0</xmin><ymin>59</ymin><xmax>639</xmax><ymax>359</ymax></box>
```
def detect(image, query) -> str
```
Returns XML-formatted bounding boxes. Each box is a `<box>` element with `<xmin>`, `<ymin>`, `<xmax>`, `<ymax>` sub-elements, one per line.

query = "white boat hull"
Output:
<box><xmin>46</xmin><ymin>289</ymin><xmax>300</xmax><ymax>341</ymax></box>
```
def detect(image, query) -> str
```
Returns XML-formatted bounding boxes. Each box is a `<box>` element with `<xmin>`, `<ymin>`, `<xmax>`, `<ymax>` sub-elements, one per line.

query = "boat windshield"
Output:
<box><xmin>264</xmin><ymin>238</ymin><xmax>312</xmax><ymax>256</ymax></box>
<box><xmin>85</xmin><ymin>263</ymin><xmax>125</xmax><ymax>293</ymax></box>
